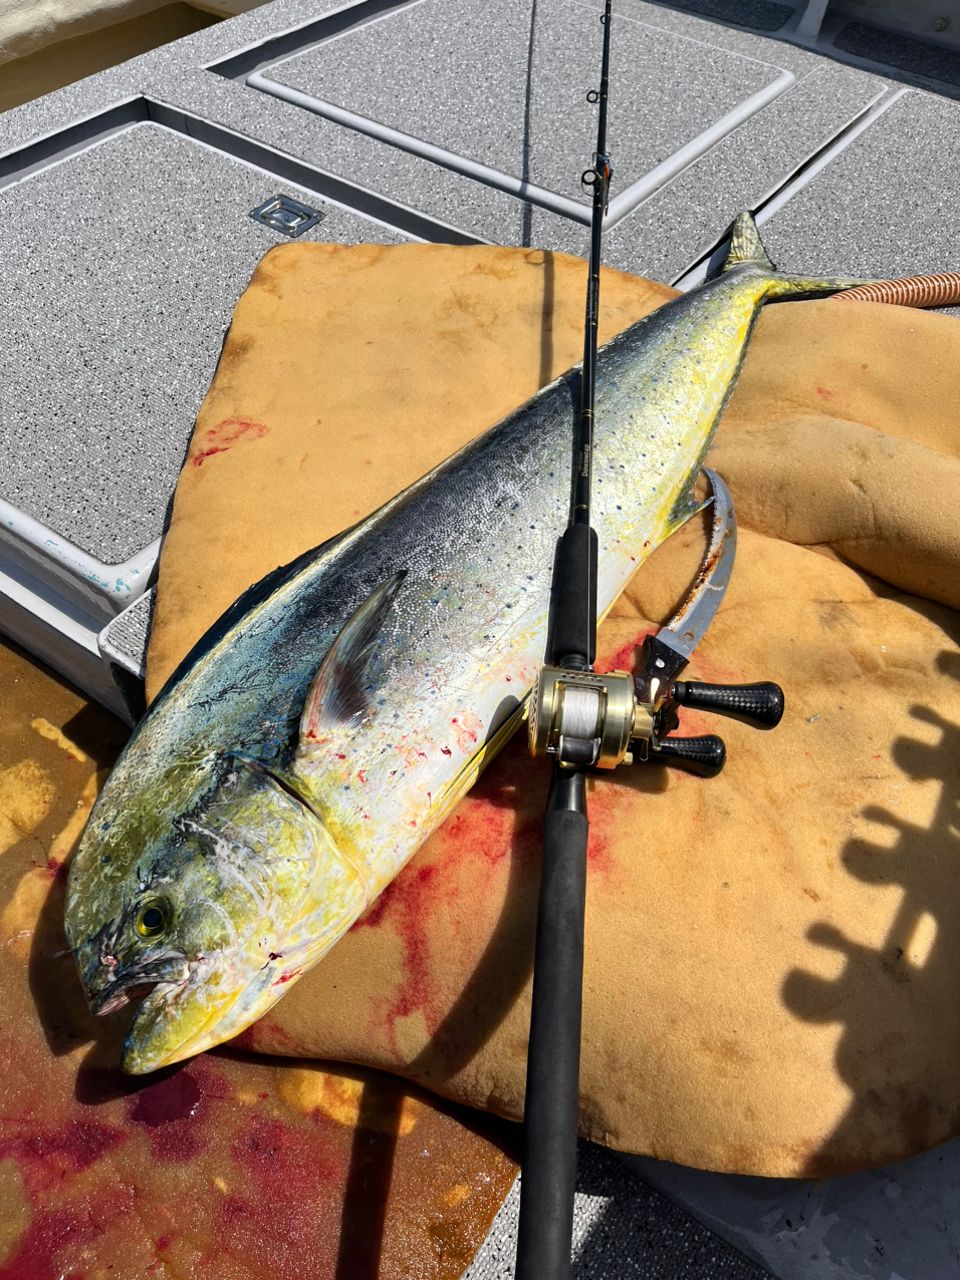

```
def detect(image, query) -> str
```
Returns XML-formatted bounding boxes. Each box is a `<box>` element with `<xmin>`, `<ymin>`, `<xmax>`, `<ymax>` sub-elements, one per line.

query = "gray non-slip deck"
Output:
<box><xmin>465</xmin><ymin>1142</ymin><xmax>768</xmax><ymax>1279</ymax></box>
<box><xmin>1</xmin><ymin>120</ymin><xmax>404</xmax><ymax>564</ymax></box>
<box><xmin>756</xmin><ymin>88</ymin><xmax>960</xmax><ymax>278</ymax></box>
<box><xmin>261</xmin><ymin>0</ymin><xmax>788</xmax><ymax>205</ymax></box>
<box><xmin>4</xmin><ymin>0</ymin><xmax>960</xmax><ymax>1275</ymax></box>
<box><xmin>603</xmin><ymin>60</ymin><xmax>886</xmax><ymax>280</ymax></box>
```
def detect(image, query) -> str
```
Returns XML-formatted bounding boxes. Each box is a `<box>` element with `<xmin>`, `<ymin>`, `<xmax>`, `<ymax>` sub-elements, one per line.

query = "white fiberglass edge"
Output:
<box><xmin>0</xmin><ymin>568</ymin><xmax>99</xmax><ymax>658</ymax></box>
<box><xmin>604</xmin><ymin>70</ymin><xmax>795</xmax><ymax>225</ymax></box>
<box><xmin>246</xmin><ymin>70</ymin><xmax>589</xmax><ymax>222</ymax></box>
<box><xmin>0</xmin><ymin>567</ymin><xmax>133</xmax><ymax>720</ymax></box>
<box><xmin>247</xmin><ymin>67</ymin><xmax>796</xmax><ymax>229</ymax></box>
<box><xmin>0</xmin><ymin>495</ymin><xmax>158</xmax><ymax>617</ymax></box>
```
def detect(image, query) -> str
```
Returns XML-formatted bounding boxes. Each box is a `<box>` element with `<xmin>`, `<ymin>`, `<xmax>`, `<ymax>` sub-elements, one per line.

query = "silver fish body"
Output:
<box><xmin>65</xmin><ymin>216</ymin><xmax>866</xmax><ymax>1071</ymax></box>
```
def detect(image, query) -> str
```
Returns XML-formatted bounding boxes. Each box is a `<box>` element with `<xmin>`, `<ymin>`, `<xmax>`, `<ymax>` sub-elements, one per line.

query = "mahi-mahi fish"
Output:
<box><xmin>65</xmin><ymin>215</ymin><xmax>865</xmax><ymax>1072</ymax></box>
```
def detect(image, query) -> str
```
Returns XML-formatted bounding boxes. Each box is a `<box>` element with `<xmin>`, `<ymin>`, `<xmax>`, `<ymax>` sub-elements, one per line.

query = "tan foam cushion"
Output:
<box><xmin>148</xmin><ymin>243</ymin><xmax>960</xmax><ymax>1177</ymax></box>
<box><xmin>0</xmin><ymin>636</ymin><xmax>517</xmax><ymax>1280</ymax></box>
<box><xmin>0</xmin><ymin>0</ymin><xmax>170</xmax><ymax>62</ymax></box>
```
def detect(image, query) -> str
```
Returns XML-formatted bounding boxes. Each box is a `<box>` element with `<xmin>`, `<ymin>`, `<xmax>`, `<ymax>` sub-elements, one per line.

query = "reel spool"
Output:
<box><xmin>527</xmin><ymin>665</ymin><xmax>651</xmax><ymax>769</ymax></box>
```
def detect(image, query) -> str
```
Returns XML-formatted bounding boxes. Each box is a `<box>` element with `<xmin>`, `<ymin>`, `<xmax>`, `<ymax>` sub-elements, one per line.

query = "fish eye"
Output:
<box><xmin>135</xmin><ymin>899</ymin><xmax>170</xmax><ymax>940</ymax></box>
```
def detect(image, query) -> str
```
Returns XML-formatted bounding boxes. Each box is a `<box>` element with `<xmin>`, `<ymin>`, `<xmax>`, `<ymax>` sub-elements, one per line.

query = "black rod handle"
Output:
<box><xmin>515</xmin><ymin>768</ymin><xmax>587</xmax><ymax>1280</ymax></box>
<box><xmin>672</xmin><ymin>681</ymin><xmax>784</xmax><ymax>730</ymax></box>
<box><xmin>651</xmin><ymin>734</ymin><xmax>726</xmax><ymax>777</ymax></box>
<box><xmin>548</xmin><ymin>525</ymin><xmax>598</xmax><ymax>668</ymax></box>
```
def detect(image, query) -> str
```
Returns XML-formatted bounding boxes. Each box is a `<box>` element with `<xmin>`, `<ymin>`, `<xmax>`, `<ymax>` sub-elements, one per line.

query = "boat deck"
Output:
<box><xmin>3</xmin><ymin>1</ymin><xmax>960</xmax><ymax>1274</ymax></box>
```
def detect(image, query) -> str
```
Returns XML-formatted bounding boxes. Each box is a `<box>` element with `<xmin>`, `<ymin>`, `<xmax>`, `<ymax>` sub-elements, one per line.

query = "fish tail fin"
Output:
<box><xmin>723</xmin><ymin>211</ymin><xmax>875</xmax><ymax>298</ymax></box>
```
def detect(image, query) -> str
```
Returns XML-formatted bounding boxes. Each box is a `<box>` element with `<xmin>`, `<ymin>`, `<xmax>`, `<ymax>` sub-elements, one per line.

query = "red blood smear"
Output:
<box><xmin>230</xmin><ymin>1027</ymin><xmax>256</xmax><ymax>1051</ymax></box>
<box><xmin>351</xmin><ymin>862</ymin><xmax>451</xmax><ymax>1048</ymax></box>
<box><xmin>450</xmin><ymin>716</ymin><xmax>483</xmax><ymax>754</ymax></box>
<box><xmin>357</xmin><ymin>863</ymin><xmax>439</xmax><ymax>933</ymax></box>
<box><xmin>347</xmin><ymin>748</ymin><xmax>547</xmax><ymax>1048</ymax></box>
<box><xmin>127</xmin><ymin>1065</ymin><xmax>227</xmax><ymax>1162</ymax></box>
<box><xmin>436</xmin><ymin>756</ymin><xmax>534</xmax><ymax>870</ymax></box>
<box><xmin>580</xmin><ymin>794</ymin><xmax>616</xmax><ymax>876</ymax></box>
<box><xmin>0</xmin><ymin>1121</ymin><xmax>125</xmax><ymax>1194</ymax></box>
<box><xmin>129</xmin><ymin>1069</ymin><xmax>201</xmax><ymax>1127</ymax></box>
<box><xmin>596</xmin><ymin>630</ymin><xmax>653</xmax><ymax>675</ymax></box>
<box><xmin>35</xmin><ymin>856</ymin><xmax>68</xmax><ymax>886</ymax></box>
<box><xmin>190</xmin><ymin>417</ymin><xmax>268</xmax><ymax>467</ymax></box>
<box><xmin>220</xmin><ymin>1119</ymin><xmax>341</xmax><ymax>1279</ymax></box>
<box><xmin>0</xmin><ymin>1208</ymin><xmax>105</xmax><ymax>1280</ymax></box>
<box><xmin>456</xmin><ymin>741</ymin><xmax>611</xmax><ymax>874</ymax></box>
<box><xmin>815</xmin><ymin>384</ymin><xmax>834</xmax><ymax>400</ymax></box>
<box><xmin>231</xmin><ymin>1118</ymin><xmax>330</xmax><ymax>1188</ymax></box>
<box><xmin>234</xmin><ymin>1019</ymin><xmax>299</xmax><ymax>1055</ymax></box>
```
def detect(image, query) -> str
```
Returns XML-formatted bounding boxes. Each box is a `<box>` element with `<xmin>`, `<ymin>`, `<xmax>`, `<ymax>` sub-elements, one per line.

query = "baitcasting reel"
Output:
<box><xmin>527</xmin><ymin>647</ymin><xmax>784</xmax><ymax>778</ymax></box>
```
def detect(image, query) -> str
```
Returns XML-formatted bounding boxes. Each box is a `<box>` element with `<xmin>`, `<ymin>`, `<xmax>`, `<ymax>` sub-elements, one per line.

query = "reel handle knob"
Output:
<box><xmin>671</xmin><ymin>680</ymin><xmax>784</xmax><ymax>730</ymax></box>
<box><xmin>649</xmin><ymin>734</ymin><xmax>726</xmax><ymax>778</ymax></box>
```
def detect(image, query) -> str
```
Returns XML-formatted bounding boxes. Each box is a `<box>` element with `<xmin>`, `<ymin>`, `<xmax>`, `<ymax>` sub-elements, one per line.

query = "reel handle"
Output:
<box><xmin>649</xmin><ymin>734</ymin><xmax>726</xmax><ymax>778</ymax></box>
<box><xmin>671</xmin><ymin>680</ymin><xmax>784</xmax><ymax>730</ymax></box>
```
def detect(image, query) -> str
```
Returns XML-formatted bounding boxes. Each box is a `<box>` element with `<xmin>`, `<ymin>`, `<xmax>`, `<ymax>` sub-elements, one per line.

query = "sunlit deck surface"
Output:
<box><xmin>3</xmin><ymin>1</ymin><xmax>960</xmax><ymax>1274</ymax></box>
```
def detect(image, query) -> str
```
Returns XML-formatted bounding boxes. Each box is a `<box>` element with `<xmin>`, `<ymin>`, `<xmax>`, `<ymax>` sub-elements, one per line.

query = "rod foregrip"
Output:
<box><xmin>548</xmin><ymin>525</ymin><xmax>598</xmax><ymax>668</ymax></box>
<box><xmin>672</xmin><ymin>680</ymin><xmax>784</xmax><ymax>730</ymax></box>
<box><xmin>515</xmin><ymin>779</ymin><xmax>588</xmax><ymax>1280</ymax></box>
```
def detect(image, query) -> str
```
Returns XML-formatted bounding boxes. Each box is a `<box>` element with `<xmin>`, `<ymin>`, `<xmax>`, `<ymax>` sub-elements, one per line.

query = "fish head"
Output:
<box><xmin>66</xmin><ymin>750</ymin><xmax>365</xmax><ymax>1073</ymax></box>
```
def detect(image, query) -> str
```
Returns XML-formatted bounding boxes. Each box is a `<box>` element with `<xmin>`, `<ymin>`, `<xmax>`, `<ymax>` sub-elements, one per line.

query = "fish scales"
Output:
<box><xmin>66</xmin><ymin>217</ymin><xmax>869</xmax><ymax>1072</ymax></box>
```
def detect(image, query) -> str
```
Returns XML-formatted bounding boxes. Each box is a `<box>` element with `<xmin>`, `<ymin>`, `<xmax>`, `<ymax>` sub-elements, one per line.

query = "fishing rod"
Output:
<box><xmin>515</xmin><ymin>8</ymin><xmax>785</xmax><ymax>1277</ymax></box>
<box><xmin>514</xmin><ymin>6</ymin><xmax>613</xmax><ymax>1276</ymax></box>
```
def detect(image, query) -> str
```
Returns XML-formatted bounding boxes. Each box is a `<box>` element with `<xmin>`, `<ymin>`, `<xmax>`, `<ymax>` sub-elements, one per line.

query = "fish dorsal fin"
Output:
<box><xmin>299</xmin><ymin>572</ymin><xmax>406</xmax><ymax>744</ymax></box>
<box><xmin>723</xmin><ymin>212</ymin><xmax>777</xmax><ymax>273</ymax></box>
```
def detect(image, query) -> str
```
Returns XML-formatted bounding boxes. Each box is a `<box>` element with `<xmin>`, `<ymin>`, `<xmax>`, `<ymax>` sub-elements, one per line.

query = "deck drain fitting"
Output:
<box><xmin>250</xmin><ymin>193</ymin><xmax>325</xmax><ymax>236</ymax></box>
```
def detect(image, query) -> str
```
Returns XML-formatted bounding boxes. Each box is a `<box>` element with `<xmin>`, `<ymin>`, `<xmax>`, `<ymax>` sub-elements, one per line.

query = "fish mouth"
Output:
<box><xmin>121</xmin><ymin>973</ymin><xmax>247</xmax><ymax>1075</ymax></box>
<box><xmin>89</xmin><ymin>955</ymin><xmax>189</xmax><ymax>1017</ymax></box>
<box><xmin>121</xmin><ymin>952</ymin><xmax>311</xmax><ymax>1074</ymax></box>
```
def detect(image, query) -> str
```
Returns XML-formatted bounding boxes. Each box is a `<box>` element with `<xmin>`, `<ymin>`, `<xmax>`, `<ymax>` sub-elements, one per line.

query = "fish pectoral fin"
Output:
<box><xmin>299</xmin><ymin>571</ymin><xmax>407</xmax><ymax>743</ymax></box>
<box><xmin>722</xmin><ymin>212</ymin><xmax>777</xmax><ymax>273</ymax></box>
